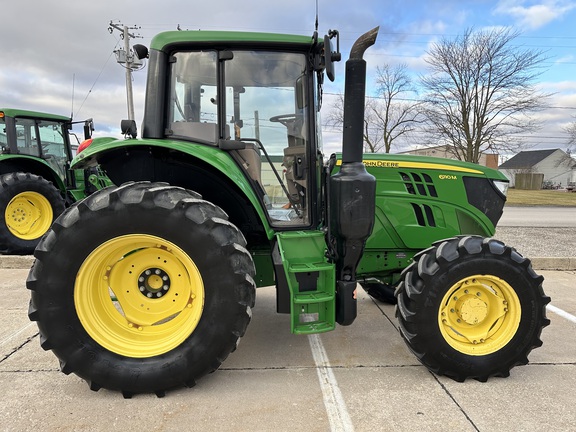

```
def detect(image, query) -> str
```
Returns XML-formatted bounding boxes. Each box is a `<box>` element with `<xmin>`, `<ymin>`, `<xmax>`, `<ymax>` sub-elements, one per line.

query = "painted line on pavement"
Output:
<box><xmin>547</xmin><ymin>304</ymin><xmax>576</xmax><ymax>324</ymax></box>
<box><xmin>0</xmin><ymin>322</ymin><xmax>36</xmax><ymax>347</ymax></box>
<box><xmin>308</xmin><ymin>334</ymin><xmax>354</xmax><ymax>432</ymax></box>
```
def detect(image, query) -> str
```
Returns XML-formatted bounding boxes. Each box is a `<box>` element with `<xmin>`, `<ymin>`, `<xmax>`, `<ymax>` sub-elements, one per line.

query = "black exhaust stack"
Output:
<box><xmin>330</xmin><ymin>27</ymin><xmax>379</xmax><ymax>326</ymax></box>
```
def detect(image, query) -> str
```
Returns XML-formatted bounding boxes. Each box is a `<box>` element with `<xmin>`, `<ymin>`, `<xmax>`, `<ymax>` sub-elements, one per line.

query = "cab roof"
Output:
<box><xmin>0</xmin><ymin>108</ymin><xmax>70</xmax><ymax>122</ymax></box>
<box><xmin>150</xmin><ymin>30</ymin><xmax>315</xmax><ymax>52</ymax></box>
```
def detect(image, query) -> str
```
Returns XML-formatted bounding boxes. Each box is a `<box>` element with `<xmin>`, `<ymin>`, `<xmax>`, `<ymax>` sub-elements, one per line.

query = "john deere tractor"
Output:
<box><xmin>0</xmin><ymin>108</ymin><xmax>110</xmax><ymax>254</ymax></box>
<box><xmin>28</xmin><ymin>27</ymin><xmax>550</xmax><ymax>397</ymax></box>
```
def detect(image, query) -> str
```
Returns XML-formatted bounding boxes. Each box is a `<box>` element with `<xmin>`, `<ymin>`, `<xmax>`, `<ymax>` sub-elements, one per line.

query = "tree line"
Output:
<box><xmin>328</xmin><ymin>27</ymin><xmax>575</xmax><ymax>163</ymax></box>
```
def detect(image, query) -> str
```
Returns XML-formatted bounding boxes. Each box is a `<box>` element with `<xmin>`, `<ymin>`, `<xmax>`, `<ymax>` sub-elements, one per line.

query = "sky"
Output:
<box><xmin>2</xmin><ymin>0</ymin><xmax>576</xmax><ymax>157</ymax></box>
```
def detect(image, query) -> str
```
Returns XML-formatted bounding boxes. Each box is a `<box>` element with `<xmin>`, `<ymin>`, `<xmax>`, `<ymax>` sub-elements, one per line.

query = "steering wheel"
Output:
<box><xmin>269</xmin><ymin>114</ymin><xmax>298</xmax><ymax>127</ymax></box>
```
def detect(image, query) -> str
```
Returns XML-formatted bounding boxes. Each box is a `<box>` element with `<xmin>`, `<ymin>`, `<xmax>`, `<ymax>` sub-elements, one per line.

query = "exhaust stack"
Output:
<box><xmin>342</xmin><ymin>27</ymin><xmax>379</xmax><ymax>163</ymax></box>
<box><xmin>330</xmin><ymin>27</ymin><xmax>379</xmax><ymax>326</ymax></box>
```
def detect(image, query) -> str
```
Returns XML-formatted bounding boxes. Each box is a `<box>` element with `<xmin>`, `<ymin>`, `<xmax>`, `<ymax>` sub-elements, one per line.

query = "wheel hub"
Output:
<box><xmin>456</xmin><ymin>295</ymin><xmax>488</xmax><ymax>325</ymax></box>
<box><xmin>138</xmin><ymin>268</ymin><xmax>171</xmax><ymax>298</ymax></box>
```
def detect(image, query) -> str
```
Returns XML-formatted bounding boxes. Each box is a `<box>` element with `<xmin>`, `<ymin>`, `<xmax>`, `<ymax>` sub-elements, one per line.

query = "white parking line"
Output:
<box><xmin>308</xmin><ymin>333</ymin><xmax>354</xmax><ymax>432</ymax></box>
<box><xmin>547</xmin><ymin>304</ymin><xmax>576</xmax><ymax>324</ymax></box>
<box><xmin>0</xmin><ymin>322</ymin><xmax>36</xmax><ymax>347</ymax></box>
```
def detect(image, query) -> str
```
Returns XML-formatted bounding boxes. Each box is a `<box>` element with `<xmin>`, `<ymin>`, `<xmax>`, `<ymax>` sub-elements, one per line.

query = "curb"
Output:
<box><xmin>1</xmin><ymin>255</ymin><xmax>575</xmax><ymax>271</ymax></box>
<box><xmin>529</xmin><ymin>257</ymin><xmax>576</xmax><ymax>271</ymax></box>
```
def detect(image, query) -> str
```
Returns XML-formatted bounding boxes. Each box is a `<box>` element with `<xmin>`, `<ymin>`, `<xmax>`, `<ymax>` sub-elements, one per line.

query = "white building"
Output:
<box><xmin>499</xmin><ymin>149</ymin><xmax>576</xmax><ymax>188</ymax></box>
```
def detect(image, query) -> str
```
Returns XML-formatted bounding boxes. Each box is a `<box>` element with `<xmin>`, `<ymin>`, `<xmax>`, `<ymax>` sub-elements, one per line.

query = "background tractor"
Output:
<box><xmin>0</xmin><ymin>108</ymin><xmax>111</xmax><ymax>254</ymax></box>
<box><xmin>28</xmin><ymin>27</ymin><xmax>550</xmax><ymax>397</ymax></box>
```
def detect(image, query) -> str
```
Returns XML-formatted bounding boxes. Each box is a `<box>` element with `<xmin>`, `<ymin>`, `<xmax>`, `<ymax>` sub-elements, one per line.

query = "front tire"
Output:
<box><xmin>396</xmin><ymin>235</ymin><xmax>550</xmax><ymax>382</ymax></box>
<box><xmin>28</xmin><ymin>182</ymin><xmax>256</xmax><ymax>396</ymax></box>
<box><xmin>0</xmin><ymin>172</ymin><xmax>65</xmax><ymax>254</ymax></box>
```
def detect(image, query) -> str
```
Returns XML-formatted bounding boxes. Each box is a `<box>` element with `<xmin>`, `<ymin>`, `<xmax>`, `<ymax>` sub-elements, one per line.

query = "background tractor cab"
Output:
<box><xmin>0</xmin><ymin>108</ymin><xmax>110</xmax><ymax>254</ymax></box>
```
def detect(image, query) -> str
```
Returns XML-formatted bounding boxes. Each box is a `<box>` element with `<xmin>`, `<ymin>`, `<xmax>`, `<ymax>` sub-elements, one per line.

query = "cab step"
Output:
<box><xmin>275</xmin><ymin>231</ymin><xmax>336</xmax><ymax>334</ymax></box>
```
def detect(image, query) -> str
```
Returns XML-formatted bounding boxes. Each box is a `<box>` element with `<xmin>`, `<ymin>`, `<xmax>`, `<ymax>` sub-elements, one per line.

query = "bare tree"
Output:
<box><xmin>327</xmin><ymin>63</ymin><xmax>422</xmax><ymax>153</ymax></box>
<box><xmin>421</xmin><ymin>28</ymin><xmax>550</xmax><ymax>163</ymax></box>
<box><xmin>564</xmin><ymin>117</ymin><xmax>576</xmax><ymax>154</ymax></box>
<box><xmin>371</xmin><ymin>64</ymin><xmax>423</xmax><ymax>153</ymax></box>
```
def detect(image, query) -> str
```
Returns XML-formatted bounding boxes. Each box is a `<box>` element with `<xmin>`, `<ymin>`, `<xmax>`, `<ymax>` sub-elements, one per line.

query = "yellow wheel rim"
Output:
<box><xmin>438</xmin><ymin>275</ymin><xmax>521</xmax><ymax>356</ymax></box>
<box><xmin>5</xmin><ymin>191</ymin><xmax>53</xmax><ymax>240</ymax></box>
<box><xmin>75</xmin><ymin>234</ymin><xmax>204</xmax><ymax>358</ymax></box>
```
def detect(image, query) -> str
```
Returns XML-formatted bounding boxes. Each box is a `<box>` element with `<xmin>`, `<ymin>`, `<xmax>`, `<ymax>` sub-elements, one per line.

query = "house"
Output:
<box><xmin>499</xmin><ymin>149</ymin><xmax>576</xmax><ymax>188</ymax></box>
<box><xmin>400</xmin><ymin>144</ymin><xmax>499</xmax><ymax>169</ymax></box>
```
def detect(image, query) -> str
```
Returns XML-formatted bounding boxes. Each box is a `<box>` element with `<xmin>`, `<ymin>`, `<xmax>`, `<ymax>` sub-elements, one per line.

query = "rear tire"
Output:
<box><xmin>28</xmin><ymin>182</ymin><xmax>256</xmax><ymax>396</ymax></box>
<box><xmin>396</xmin><ymin>235</ymin><xmax>550</xmax><ymax>382</ymax></box>
<box><xmin>0</xmin><ymin>172</ymin><xmax>65</xmax><ymax>254</ymax></box>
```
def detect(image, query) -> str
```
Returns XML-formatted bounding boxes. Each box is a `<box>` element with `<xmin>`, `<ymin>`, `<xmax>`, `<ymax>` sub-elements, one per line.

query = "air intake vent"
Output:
<box><xmin>411</xmin><ymin>203</ymin><xmax>437</xmax><ymax>227</ymax></box>
<box><xmin>400</xmin><ymin>172</ymin><xmax>438</xmax><ymax>197</ymax></box>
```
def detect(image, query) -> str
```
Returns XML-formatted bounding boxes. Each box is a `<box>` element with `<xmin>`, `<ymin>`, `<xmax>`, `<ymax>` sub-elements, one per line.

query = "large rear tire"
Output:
<box><xmin>28</xmin><ymin>182</ymin><xmax>256</xmax><ymax>397</ymax></box>
<box><xmin>0</xmin><ymin>172</ymin><xmax>65</xmax><ymax>254</ymax></box>
<box><xmin>396</xmin><ymin>235</ymin><xmax>550</xmax><ymax>382</ymax></box>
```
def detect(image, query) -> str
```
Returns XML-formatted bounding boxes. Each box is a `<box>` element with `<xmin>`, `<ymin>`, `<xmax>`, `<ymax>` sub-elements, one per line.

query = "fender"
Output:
<box><xmin>0</xmin><ymin>155</ymin><xmax>67</xmax><ymax>191</ymax></box>
<box><xmin>72</xmin><ymin>137</ymin><xmax>274</xmax><ymax>239</ymax></box>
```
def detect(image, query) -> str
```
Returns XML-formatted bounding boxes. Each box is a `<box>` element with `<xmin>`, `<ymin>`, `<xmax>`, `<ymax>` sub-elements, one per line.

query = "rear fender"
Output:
<box><xmin>72</xmin><ymin>137</ymin><xmax>274</xmax><ymax>239</ymax></box>
<box><xmin>0</xmin><ymin>156</ymin><xmax>67</xmax><ymax>191</ymax></box>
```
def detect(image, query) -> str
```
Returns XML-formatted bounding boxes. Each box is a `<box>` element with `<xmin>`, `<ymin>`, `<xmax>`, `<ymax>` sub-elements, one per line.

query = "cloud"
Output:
<box><xmin>494</xmin><ymin>0</ymin><xmax>576</xmax><ymax>29</ymax></box>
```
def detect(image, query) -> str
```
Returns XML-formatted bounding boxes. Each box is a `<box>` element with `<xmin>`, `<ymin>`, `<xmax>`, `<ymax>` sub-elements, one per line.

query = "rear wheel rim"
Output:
<box><xmin>75</xmin><ymin>234</ymin><xmax>205</xmax><ymax>358</ymax></box>
<box><xmin>5</xmin><ymin>191</ymin><xmax>53</xmax><ymax>240</ymax></box>
<box><xmin>438</xmin><ymin>275</ymin><xmax>521</xmax><ymax>356</ymax></box>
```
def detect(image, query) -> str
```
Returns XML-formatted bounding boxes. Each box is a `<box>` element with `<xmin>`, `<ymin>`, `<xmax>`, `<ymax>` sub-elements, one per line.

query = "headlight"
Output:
<box><xmin>492</xmin><ymin>180</ymin><xmax>509</xmax><ymax>197</ymax></box>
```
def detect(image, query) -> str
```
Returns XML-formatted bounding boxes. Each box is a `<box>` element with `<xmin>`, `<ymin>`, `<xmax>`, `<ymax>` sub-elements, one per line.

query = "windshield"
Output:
<box><xmin>167</xmin><ymin>50</ymin><xmax>312</xmax><ymax>226</ymax></box>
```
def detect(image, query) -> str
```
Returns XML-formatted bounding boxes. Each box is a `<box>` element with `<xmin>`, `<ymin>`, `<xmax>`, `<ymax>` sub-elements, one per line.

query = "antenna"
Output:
<box><xmin>71</xmin><ymin>73</ymin><xmax>75</xmax><ymax>120</ymax></box>
<box><xmin>315</xmin><ymin>0</ymin><xmax>319</xmax><ymax>32</ymax></box>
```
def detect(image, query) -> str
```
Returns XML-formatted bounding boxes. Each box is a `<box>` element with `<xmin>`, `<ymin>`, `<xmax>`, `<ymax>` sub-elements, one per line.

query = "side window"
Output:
<box><xmin>168</xmin><ymin>51</ymin><xmax>219</xmax><ymax>143</ymax></box>
<box><xmin>0</xmin><ymin>118</ymin><xmax>7</xmax><ymax>147</ymax></box>
<box><xmin>14</xmin><ymin>118</ymin><xmax>40</xmax><ymax>157</ymax></box>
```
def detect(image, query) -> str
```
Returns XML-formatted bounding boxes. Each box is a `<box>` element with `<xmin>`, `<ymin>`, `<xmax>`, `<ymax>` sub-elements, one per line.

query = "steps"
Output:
<box><xmin>275</xmin><ymin>231</ymin><xmax>336</xmax><ymax>334</ymax></box>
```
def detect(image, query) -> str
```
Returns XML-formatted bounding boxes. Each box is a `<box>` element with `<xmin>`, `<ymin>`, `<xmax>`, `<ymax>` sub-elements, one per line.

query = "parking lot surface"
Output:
<box><xmin>1</xmin><ymin>265</ymin><xmax>575</xmax><ymax>432</ymax></box>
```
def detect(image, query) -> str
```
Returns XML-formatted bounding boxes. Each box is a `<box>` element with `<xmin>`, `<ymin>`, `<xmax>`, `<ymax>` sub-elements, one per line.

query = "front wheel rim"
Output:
<box><xmin>5</xmin><ymin>191</ymin><xmax>53</xmax><ymax>240</ymax></box>
<box><xmin>75</xmin><ymin>234</ymin><xmax>205</xmax><ymax>358</ymax></box>
<box><xmin>438</xmin><ymin>275</ymin><xmax>521</xmax><ymax>356</ymax></box>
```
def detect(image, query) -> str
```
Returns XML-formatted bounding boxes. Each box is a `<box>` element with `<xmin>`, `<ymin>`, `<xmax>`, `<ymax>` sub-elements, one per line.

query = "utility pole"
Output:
<box><xmin>108</xmin><ymin>21</ymin><xmax>142</xmax><ymax>121</ymax></box>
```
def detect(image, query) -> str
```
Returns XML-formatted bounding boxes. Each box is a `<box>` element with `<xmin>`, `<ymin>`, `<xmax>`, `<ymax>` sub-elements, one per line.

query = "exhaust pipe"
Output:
<box><xmin>330</xmin><ymin>27</ymin><xmax>379</xmax><ymax>326</ymax></box>
<box><xmin>342</xmin><ymin>27</ymin><xmax>379</xmax><ymax>163</ymax></box>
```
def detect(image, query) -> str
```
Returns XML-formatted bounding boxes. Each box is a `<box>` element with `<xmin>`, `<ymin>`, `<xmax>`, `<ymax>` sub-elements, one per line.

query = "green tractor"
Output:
<box><xmin>0</xmin><ymin>108</ymin><xmax>110</xmax><ymax>254</ymax></box>
<box><xmin>28</xmin><ymin>27</ymin><xmax>550</xmax><ymax>397</ymax></box>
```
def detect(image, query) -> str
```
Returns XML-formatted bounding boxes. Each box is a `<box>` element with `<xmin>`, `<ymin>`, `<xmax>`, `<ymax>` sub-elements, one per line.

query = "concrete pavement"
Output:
<box><xmin>1</xmin><ymin>264</ymin><xmax>575</xmax><ymax>432</ymax></box>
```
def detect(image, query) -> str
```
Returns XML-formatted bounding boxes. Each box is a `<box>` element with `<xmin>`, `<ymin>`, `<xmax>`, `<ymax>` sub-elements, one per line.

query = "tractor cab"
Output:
<box><xmin>164</xmin><ymin>49</ymin><xmax>315</xmax><ymax>226</ymax></box>
<box><xmin>0</xmin><ymin>109</ymin><xmax>74</xmax><ymax>181</ymax></box>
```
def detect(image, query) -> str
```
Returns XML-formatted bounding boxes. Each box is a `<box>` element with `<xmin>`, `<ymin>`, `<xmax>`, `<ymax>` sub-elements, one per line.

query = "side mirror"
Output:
<box><xmin>121</xmin><ymin>119</ymin><xmax>137</xmax><ymax>139</ymax></box>
<box><xmin>133</xmin><ymin>44</ymin><xmax>149</xmax><ymax>60</ymax></box>
<box><xmin>324</xmin><ymin>35</ymin><xmax>335</xmax><ymax>82</ymax></box>
<box><xmin>83</xmin><ymin>119</ymin><xmax>94</xmax><ymax>140</ymax></box>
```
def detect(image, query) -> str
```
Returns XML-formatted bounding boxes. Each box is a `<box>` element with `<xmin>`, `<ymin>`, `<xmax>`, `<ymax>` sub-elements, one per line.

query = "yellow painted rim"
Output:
<box><xmin>438</xmin><ymin>275</ymin><xmax>521</xmax><ymax>356</ymax></box>
<box><xmin>75</xmin><ymin>234</ymin><xmax>204</xmax><ymax>358</ymax></box>
<box><xmin>5</xmin><ymin>191</ymin><xmax>53</xmax><ymax>240</ymax></box>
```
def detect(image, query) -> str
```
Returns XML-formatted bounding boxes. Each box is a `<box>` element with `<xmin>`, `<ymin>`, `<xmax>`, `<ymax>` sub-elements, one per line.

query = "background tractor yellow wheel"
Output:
<box><xmin>0</xmin><ymin>172</ymin><xmax>65</xmax><ymax>254</ymax></box>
